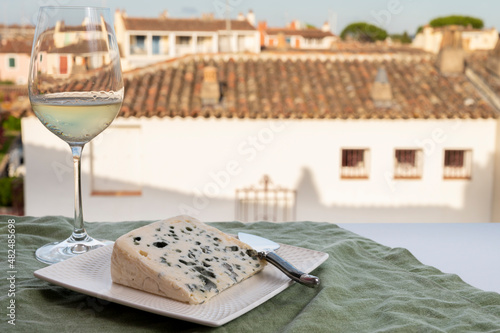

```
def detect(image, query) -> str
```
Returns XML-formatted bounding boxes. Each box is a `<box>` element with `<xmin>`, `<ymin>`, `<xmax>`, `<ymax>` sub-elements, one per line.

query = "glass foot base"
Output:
<box><xmin>35</xmin><ymin>235</ymin><xmax>113</xmax><ymax>265</ymax></box>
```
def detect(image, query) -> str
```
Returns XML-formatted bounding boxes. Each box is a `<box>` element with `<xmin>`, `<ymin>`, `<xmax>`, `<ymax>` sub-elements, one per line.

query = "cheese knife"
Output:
<box><xmin>238</xmin><ymin>232</ymin><xmax>320</xmax><ymax>288</ymax></box>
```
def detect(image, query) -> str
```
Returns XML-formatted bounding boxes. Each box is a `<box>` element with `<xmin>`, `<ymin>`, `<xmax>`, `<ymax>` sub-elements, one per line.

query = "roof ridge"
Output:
<box><xmin>125</xmin><ymin>52</ymin><xmax>434</xmax><ymax>74</ymax></box>
<box><xmin>125</xmin><ymin>16</ymin><xmax>246</xmax><ymax>23</ymax></box>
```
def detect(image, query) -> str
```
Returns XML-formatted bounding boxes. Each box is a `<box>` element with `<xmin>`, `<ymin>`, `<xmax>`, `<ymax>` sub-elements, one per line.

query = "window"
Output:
<box><xmin>152</xmin><ymin>36</ymin><xmax>160</xmax><ymax>54</ymax></box>
<box><xmin>177</xmin><ymin>36</ymin><xmax>191</xmax><ymax>45</ymax></box>
<box><xmin>394</xmin><ymin>149</ymin><xmax>423</xmax><ymax>179</ymax></box>
<box><xmin>197</xmin><ymin>36</ymin><xmax>212</xmax><ymax>53</ymax></box>
<box><xmin>218</xmin><ymin>35</ymin><xmax>231</xmax><ymax>52</ymax></box>
<box><xmin>443</xmin><ymin>149</ymin><xmax>472</xmax><ymax>179</ymax></box>
<box><xmin>152</xmin><ymin>35</ymin><xmax>169</xmax><ymax>55</ymax></box>
<box><xmin>341</xmin><ymin>149</ymin><xmax>369</xmax><ymax>179</ymax></box>
<box><xmin>130</xmin><ymin>35</ymin><xmax>147</xmax><ymax>55</ymax></box>
<box><xmin>8</xmin><ymin>56</ymin><xmax>16</xmax><ymax>68</ymax></box>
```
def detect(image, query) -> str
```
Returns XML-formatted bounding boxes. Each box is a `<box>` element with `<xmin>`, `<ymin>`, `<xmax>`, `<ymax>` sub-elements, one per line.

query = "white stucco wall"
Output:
<box><xmin>22</xmin><ymin>116</ymin><xmax>497</xmax><ymax>223</ymax></box>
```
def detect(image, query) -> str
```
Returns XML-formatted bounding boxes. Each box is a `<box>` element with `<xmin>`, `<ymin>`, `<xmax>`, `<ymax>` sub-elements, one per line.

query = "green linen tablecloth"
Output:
<box><xmin>1</xmin><ymin>216</ymin><xmax>500</xmax><ymax>333</ymax></box>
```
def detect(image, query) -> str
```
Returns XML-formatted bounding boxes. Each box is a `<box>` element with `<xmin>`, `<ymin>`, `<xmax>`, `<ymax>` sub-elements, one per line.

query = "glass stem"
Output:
<box><xmin>70</xmin><ymin>144</ymin><xmax>87</xmax><ymax>241</ymax></box>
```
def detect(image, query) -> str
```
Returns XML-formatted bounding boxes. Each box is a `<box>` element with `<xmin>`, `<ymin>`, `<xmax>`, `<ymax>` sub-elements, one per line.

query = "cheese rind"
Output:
<box><xmin>111</xmin><ymin>215</ymin><xmax>266</xmax><ymax>304</ymax></box>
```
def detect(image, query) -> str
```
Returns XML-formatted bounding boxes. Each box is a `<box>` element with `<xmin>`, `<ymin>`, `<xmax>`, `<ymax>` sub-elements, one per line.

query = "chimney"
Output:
<box><xmin>201</xmin><ymin>66</ymin><xmax>220</xmax><ymax>106</ymax></box>
<box><xmin>322</xmin><ymin>21</ymin><xmax>330</xmax><ymax>32</ymax></box>
<box><xmin>371</xmin><ymin>67</ymin><xmax>393</xmax><ymax>106</ymax></box>
<box><xmin>160</xmin><ymin>10</ymin><xmax>169</xmax><ymax>19</ymax></box>
<box><xmin>487</xmin><ymin>39</ymin><xmax>500</xmax><ymax>77</ymax></box>
<box><xmin>237</xmin><ymin>12</ymin><xmax>245</xmax><ymax>21</ymax></box>
<box><xmin>55</xmin><ymin>19</ymin><xmax>63</xmax><ymax>33</ymax></box>
<box><xmin>277</xmin><ymin>32</ymin><xmax>287</xmax><ymax>49</ymax></box>
<box><xmin>436</xmin><ymin>27</ymin><xmax>464</xmax><ymax>74</ymax></box>
<box><xmin>201</xmin><ymin>13</ymin><xmax>214</xmax><ymax>21</ymax></box>
<box><xmin>114</xmin><ymin>9</ymin><xmax>122</xmax><ymax>25</ymax></box>
<box><xmin>247</xmin><ymin>10</ymin><xmax>256</xmax><ymax>26</ymax></box>
<box><xmin>258</xmin><ymin>21</ymin><xmax>267</xmax><ymax>47</ymax></box>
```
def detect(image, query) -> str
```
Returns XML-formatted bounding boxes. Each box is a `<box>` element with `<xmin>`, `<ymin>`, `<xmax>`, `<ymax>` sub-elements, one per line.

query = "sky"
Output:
<box><xmin>1</xmin><ymin>0</ymin><xmax>499</xmax><ymax>35</ymax></box>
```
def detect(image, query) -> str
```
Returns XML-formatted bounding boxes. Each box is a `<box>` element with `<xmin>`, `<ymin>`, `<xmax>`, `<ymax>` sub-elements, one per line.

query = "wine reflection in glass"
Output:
<box><xmin>28</xmin><ymin>6</ymin><xmax>124</xmax><ymax>264</ymax></box>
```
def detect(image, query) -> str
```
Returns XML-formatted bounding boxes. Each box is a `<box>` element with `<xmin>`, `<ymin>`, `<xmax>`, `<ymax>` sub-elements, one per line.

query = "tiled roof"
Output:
<box><xmin>0</xmin><ymin>39</ymin><xmax>32</xmax><ymax>54</ymax></box>
<box><xmin>123</xmin><ymin>17</ymin><xmax>256</xmax><ymax>32</ymax></box>
<box><xmin>266</xmin><ymin>28</ymin><xmax>334</xmax><ymax>38</ymax></box>
<box><xmin>7</xmin><ymin>51</ymin><xmax>499</xmax><ymax>120</ymax></box>
<box><xmin>0</xmin><ymin>24</ymin><xmax>34</xmax><ymax>29</ymax></box>
<box><xmin>117</xmin><ymin>53</ymin><xmax>497</xmax><ymax>119</ymax></box>
<box><xmin>466</xmin><ymin>52</ymin><xmax>500</xmax><ymax>96</ymax></box>
<box><xmin>265</xmin><ymin>43</ymin><xmax>428</xmax><ymax>55</ymax></box>
<box><xmin>47</xmin><ymin>39</ymin><xmax>109</xmax><ymax>54</ymax></box>
<box><xmin>57</xmin><ymin>24</ymin><xmax>104</xmax><ymax>32</ymax></box>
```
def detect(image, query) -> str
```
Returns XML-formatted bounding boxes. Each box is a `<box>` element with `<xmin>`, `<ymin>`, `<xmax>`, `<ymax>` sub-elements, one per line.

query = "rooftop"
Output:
<box><xmin>0</xmin><ymin>39</ymin><xmax>32</xmax><ymax>54</ymax></box>
<box><xmin>122</xmin><ymin>16</ymin><xmax>256</xmax><ymax>32</ymax></box>
<box><xmin>5</xmin><ymin>48</ymin><xmax>500</xmax><ymax>120</ymax></box>
<box><xmin>47</xmin><ymin>39</ymin><xmax>109</xmax><ymax>54</ymax></box>
<box><xmin>114</xmin><ymin>52</ymin><xmax>496</xmax><ymax>119</ymax></box>
<box><xmin>265</xmin><ymin>28</ymin><xmax>335</xmax><ymax>39</ymax></box>
<box><xmin>467</xmin><ymin>52</ymin><xmax>500</xmax><ymax>96</ymax></box>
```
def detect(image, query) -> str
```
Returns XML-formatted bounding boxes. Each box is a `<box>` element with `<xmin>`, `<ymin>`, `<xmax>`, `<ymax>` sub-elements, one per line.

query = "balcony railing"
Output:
<box><xmin>235</xmin><ymin>175</ymin><xmax>296</xmax><ymax>222</ymax></box>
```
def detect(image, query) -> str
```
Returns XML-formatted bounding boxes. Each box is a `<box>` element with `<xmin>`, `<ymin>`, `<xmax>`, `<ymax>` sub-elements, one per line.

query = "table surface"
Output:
<box><xmin>2</xmin><ymin>216</ymin><xmax>500</xmax><ymax>332</ymax></box>
<box><xmin>339</xmin><ymin>223</ymin><xmax>500</xmax><ymax>294</ymax></box>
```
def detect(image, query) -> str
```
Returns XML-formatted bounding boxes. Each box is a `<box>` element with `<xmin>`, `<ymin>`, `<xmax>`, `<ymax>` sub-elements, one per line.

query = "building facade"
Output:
<box><xmin>20</xmin><ymin>47</ymin><xmax>500</xmax><ymax>223</ymax></box>
<box><xmin>259</xmin><ymin>20</ymin><xmax>337</xmax><ymax>50</ymax></box>
<box><xmin>413</xmin><ymin>25</ymin><xmax>498</xmax><ymax>54</ymax></box>
<box><xmin>114</xmin><ymin>10</ymin><xmax>260</xmax><ymax>71</ymax></box>
<box><xmin>0</xmin><ymin>39</ymin><xmax>31</xmax><ymax>84</ymax></box>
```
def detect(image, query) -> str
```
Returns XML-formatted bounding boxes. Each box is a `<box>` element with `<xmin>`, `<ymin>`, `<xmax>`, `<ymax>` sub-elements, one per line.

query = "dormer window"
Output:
<box><xmin>371</xmin><ymin>67</ymin><xmax>393</xmax><ymax>107</ymax></box>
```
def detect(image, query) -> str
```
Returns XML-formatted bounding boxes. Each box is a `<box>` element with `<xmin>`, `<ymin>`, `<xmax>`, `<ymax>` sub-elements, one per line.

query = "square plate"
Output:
<box><xmin>34</xmin><ymin>242</ymin><xmax>328</xmax><ymax>327</ymax></box>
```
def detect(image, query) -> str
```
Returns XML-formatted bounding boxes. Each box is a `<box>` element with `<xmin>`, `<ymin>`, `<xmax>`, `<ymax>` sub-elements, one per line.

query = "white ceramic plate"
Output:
<box><xmin>34</xmin><ymin>242</ymin><xmax>329</xmax><ymax>327</ymax></box>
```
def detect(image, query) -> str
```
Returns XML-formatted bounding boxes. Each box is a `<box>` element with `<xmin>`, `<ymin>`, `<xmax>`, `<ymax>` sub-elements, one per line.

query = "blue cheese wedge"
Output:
<box><xmin>111</xmin><ymin>215</ymin><xmax>266</xmax><ymax>304</ymax></box>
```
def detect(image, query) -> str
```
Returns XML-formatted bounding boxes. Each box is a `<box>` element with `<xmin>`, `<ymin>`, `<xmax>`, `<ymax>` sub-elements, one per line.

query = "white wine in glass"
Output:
<box><xmin>28</xmin><ymin>6</ymin><xmax>124</xmax><ymax>264</ymax></box>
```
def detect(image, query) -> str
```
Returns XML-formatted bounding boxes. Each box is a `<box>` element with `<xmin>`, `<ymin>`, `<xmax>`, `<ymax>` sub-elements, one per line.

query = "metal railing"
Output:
<box><xmin>235</xmin><ymin>175</ymin><xmax>296</xmax><ymax>222</ymax></box>
<box><xmin>443</xmin><ymin>149</ymin><xmax>472</xmax><ymax>179</ymax></box>
<box><xmin>341</xmin><ymin>149</ymin><xmax>369</xmax><ymax>179</ymax></box>
<box><xmin>394</xmin><ymin>149</ymin><xmax>423</xmax><ymax>179</ymax></box>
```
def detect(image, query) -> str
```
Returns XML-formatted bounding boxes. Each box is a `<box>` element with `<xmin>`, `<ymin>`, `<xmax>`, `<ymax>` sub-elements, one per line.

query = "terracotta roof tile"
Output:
<box><xmin>0</xmin><ymin>39</ymin><xmax>32</xmax><ymax>54</ymax></box>
<box><xmin>116</xmin><ymin>53</ymin><xmax>497</xmax><ymax>119</ymax></box>
<box><xmin>123</xmin><ymin>17</ymin><xmax>256</xmax><ymax>32</ymax></box>
<box><xmin>467</xmin><ymin>52</ymin><xmax>500</xmax><ymax>96</ymax></box>
<box><xmin>266</xmin><ymin>28</ymin><xmax>335</xmax><ymax>38</ymax></box>
<box><xmin>6</xmin><ymin>51</ymin><xmax>499</xmax><ymax>120</ymax></box>
<box><xmin>47</xmin><ymin>39</ymin><xmax>109</xmax><ymax>54</ymax></box>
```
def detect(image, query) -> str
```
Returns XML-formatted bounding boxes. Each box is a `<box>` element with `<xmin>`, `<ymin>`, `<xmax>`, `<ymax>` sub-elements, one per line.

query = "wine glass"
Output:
<box><xmin>28</xmin><ymin>6</ymin><xmax>124</xmax><ymax>264</ymax></box>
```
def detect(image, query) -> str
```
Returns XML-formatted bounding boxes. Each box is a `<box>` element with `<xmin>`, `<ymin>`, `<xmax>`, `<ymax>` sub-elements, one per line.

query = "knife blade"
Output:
<box><xmin>238</xmin><ymin>232</ymin><xmax>320</xmax><ymax>288</ymax></box>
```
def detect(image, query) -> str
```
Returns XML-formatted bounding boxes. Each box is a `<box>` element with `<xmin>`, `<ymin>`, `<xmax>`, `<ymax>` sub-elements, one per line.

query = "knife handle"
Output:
<box><xmin>263</xmin><ymin>251</ymin><xmax>320</xmax><ymax>288</ymax></box>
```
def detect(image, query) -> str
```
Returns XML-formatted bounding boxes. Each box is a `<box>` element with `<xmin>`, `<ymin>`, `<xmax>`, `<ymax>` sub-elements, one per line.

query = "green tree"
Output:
<box><xmin>429</xmin><ymin>15</ymin><xmax>484</xmax><ymax>29</ymax></box>
<box><xmin>3</xmin><ymin>116</ymin><xmax>21</xmax><ymax>132</ymax></box>
<box><xmin>0</xmin><ymin>177</ymin><xmax>13</xmax><ymax>206</ymax></box>
<box><xmin>340</xmin><ymin>22</ymin><xmax>388</xmax><ymax>42</ymax></box>
<box><xmin>390</xmin><ymin>31</ymin><xmax>412</xmax><ymax>44</ymax></box>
